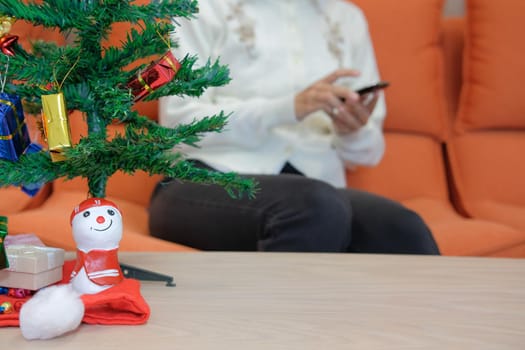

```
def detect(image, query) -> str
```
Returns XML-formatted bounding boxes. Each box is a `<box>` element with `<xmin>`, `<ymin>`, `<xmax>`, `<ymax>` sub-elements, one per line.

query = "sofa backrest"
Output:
<box><xmin>12</xmin><ymin>20</ymin><xmax>65</xmax><ymax>49</ymax></box>
<box><xmin>441</xmin><ymin>17</ymin><xmax>465</xmax><ymax>124</ymax></box>
<box><xmin>447</xmin><ymin>0</ymin><xmax>525</xmax><ymax>231</ymax></box>
<box><xmin>351</xmin><ymin>0</ymin><xmax>449</xmax><ymax>141</ymax></box>
<box><xmin>456</xmin><ymin>0</ymin><xmax>525</xmax><ymax>132</ymax></box>
<box><xmin>346</xmin><ymin>0</ymin><xmax>452</xmax><ymax>202</ymax></box>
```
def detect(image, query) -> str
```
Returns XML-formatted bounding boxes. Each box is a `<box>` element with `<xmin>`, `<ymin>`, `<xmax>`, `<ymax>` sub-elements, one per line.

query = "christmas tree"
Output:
<box><xmin>0</xmin><ymin>0</ymin><xmax>255</xmax><ymax>200</ymax></box>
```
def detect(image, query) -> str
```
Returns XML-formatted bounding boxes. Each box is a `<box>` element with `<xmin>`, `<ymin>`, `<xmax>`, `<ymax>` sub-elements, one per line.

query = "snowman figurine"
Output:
<box><xmin>69</xmin><ymin>198</ymin><xmax>124</xmax><ymax>295</ymax></box>
<box><xmin>19</xmin><ymin>198</ymin><xmax>126</xmax><ymax>340</ymax></box>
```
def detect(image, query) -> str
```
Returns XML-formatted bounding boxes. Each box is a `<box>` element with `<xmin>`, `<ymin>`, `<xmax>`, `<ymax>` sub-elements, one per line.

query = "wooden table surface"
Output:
<box><xmin>2</xmin><ymin>252</ymin><xmax>525</xmax><ymax>349</ymax></box>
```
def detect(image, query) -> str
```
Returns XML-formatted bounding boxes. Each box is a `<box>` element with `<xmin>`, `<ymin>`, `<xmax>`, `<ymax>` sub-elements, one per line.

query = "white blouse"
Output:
<box><xmin>160</xmin><ymin>0</ymin><xmax>386</xmax><ymax>188</ymax></box>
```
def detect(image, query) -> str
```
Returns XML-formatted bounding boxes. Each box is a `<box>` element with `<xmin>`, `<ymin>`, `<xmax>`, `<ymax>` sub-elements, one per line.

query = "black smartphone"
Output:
<box><xmin>355</xmin><ymin>81</ymin><xmax>390</xmax><ymax>95</ymax></box>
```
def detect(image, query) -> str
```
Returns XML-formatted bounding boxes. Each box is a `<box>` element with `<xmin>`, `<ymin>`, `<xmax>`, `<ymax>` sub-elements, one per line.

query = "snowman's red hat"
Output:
<box><xmin>70</xmin><ymin>197</ymin><xmax>120</xmax><ymax>225</ymax></box>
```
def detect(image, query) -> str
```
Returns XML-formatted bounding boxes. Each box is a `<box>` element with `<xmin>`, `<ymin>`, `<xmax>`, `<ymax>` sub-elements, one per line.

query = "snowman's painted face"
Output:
<box><xmin>72</xmin><ymin>205</ymin><xmax>123</xmax><ymax>250</ymax></box>
<box><xmin>82</xmin><ymin>208</ymin><xmax>117</xmax><ymax>231</ymax></box>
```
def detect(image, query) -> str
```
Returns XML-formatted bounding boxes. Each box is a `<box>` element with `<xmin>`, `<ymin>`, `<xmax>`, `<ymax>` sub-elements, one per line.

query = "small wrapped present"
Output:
<box><xmin>21</xmin><ymin>143</ymin><xmax>45</xmax><ymax>196</ymax></box>
<box><xmin>127</xmin><ymin>51</ymin><xmax>181</xmax><ymax>101</ymax></box>
<box><xmin>0</xmin><ymin>245</ymin><xmax>65</xmax><ymax>290</ymax></box>
<box><xmin>0</xmin><ymin>92</ymin><xmax>30</xmax><ymax>161</ymax></box>
<box><xmin>41</xmin><ymin>92</ymin><xmax>72</xmax><ymax>162</ymax></box>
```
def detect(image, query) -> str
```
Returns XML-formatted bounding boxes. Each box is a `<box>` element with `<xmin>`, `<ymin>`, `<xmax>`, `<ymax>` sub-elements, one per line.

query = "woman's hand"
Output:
<box><xmin>294</xmin><ymin>69</ymin><xmax>379</xmax><ymax>135</ymax></box>
<box><xmin>295</xmin><ymin>69</ymin><xmax>360</xmax><ymax>120</ymax></box>
<box><xmin>332</xmin><ymin>92</ymin><xmax>379</xmax><ymax>135</ymax></box>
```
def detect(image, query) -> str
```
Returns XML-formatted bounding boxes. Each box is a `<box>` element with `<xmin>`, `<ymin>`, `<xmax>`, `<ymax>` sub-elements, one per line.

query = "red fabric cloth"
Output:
<box><xmin>0</xmin><ymin>260</ymin><xmax>150</xmax><ymax>327</ymax></box>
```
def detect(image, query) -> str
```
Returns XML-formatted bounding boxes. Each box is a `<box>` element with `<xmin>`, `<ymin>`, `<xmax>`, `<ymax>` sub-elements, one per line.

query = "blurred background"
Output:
<box><xmin>444</xmin><ymin>0</ymin><xmax>464</xmax><ymax>16</ymax></box>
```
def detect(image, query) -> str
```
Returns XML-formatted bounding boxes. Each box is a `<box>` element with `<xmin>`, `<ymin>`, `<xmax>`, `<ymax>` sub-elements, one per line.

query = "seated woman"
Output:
<box><xmin>149</xmin><ymin>0</ymin><xmax>440</xmax><ymax>254</ymax></box>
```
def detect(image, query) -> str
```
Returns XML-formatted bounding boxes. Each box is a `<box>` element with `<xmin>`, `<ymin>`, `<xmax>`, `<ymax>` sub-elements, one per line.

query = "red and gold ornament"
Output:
<box><xmin>0</xmin><ymin>16</ymin><xmax>17</xmax><ymax>57</ymax></box>
<box><xmin>127</xmin><ymin>51</ymin><xmax>181</xmax><ymax>101</ymax></box>
<box><xmin>0</xmin><ymin>301</ymin><xmax>13</xmax><ymax>314</ymax></box>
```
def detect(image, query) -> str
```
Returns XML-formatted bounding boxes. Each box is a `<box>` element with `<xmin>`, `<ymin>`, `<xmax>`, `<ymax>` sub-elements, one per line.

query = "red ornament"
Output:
<box><xmin>127</xmin><ymin>51</ymin><xmax>181</xmax><ymax>101</ymax></box>
<box><xmin>7</xmin><ymin>288</ymin><xmax>32</xmax><ymax>298</ymax></box>
<box><xmin>0</xmin><ymin>34</ymin><xmax>18</xmax><ymax>56</ymax></box>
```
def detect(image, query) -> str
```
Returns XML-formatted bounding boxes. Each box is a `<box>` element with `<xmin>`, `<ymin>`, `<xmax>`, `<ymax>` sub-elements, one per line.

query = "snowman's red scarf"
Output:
<box><xmin>71</xmin><ymin>248</ymin><xmax>124</xmax><ymax>286</ymax></box>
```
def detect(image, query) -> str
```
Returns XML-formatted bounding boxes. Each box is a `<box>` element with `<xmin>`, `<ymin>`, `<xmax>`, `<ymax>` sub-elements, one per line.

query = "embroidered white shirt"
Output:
<box><xmin>160</xmin><ymin>0</ymin><xmax>386</xmax><ymax>188</ymax></box>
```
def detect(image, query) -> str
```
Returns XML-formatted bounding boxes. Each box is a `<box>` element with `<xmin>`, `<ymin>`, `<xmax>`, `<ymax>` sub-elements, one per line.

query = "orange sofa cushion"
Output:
<box><xmin>346</xmin><ymin>133</ymin><xmax>448</xmax><ymax>202</ymax></box>
<box><xmin>351</xmin><ymin>0</ymin><xmax>448</xmax><ymax>140</ymax></box>
<box><xmin>12</xmin><ymin>20</ymin><xmax>65</xmax><ymax>49</ymax></box>
<box><xmin>456</xmin><ymin>0</ymin><xmax>525</xmax><ymax>131</ymax></box>
<box><xmin>7</xmin><ymin>188</ymin><xmax>194</xmax><ymax>252</ymax></box>
<box><xmin>402</xmin><ymin>198</ymin><xmax>525</xmax><ymax>257</ymax></box>
<box><xmin>448</xmin><ymin>132</ymin><xmax>525</xmax><ymax>232</ymax></box>
<box><xmin>450</xmin><ymin>0</ymin><xmax>525</xmax><ymax>234</ymax></box>
<box><xmin>346</xmin><ymin>133</ymin><xmax>525</xmax><ymax>257</ymax></box>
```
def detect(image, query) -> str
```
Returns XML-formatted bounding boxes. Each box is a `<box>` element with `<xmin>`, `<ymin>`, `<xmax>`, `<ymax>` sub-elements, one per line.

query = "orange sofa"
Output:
<box><xmin>447</xmin><ymin>0</ymin><xmax>525</xmax><ymax>241</ymax></box>
<box><xmin>348</xmin><ymin>0</ymin><xmax>525</xmax><ymax>257</ymax></box>
<box><xmin>2</xmin><ymin>0</ymin><xmax>524</xmax><ymax>256</ymax></box>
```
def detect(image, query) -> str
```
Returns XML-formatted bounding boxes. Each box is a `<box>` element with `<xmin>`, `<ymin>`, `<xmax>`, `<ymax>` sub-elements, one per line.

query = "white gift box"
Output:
<box><xmin>0</xmin><ymin>245</ymin><xmax>65</xmax><ymax>290</ymax></box>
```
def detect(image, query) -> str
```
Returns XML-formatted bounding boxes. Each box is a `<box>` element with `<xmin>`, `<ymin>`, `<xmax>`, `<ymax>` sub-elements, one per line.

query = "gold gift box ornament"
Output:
<box><xmin>41</xmin><ymin>92</ymin><xmax>72</xmax><ymax>162</ymax></box>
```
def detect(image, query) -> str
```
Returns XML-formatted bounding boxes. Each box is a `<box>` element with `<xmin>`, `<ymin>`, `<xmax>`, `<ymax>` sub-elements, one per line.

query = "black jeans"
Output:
<box><xmin>149</xmin><ymin>162</ymin><xmax>440</xmax><ymax>254</ymax></box>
